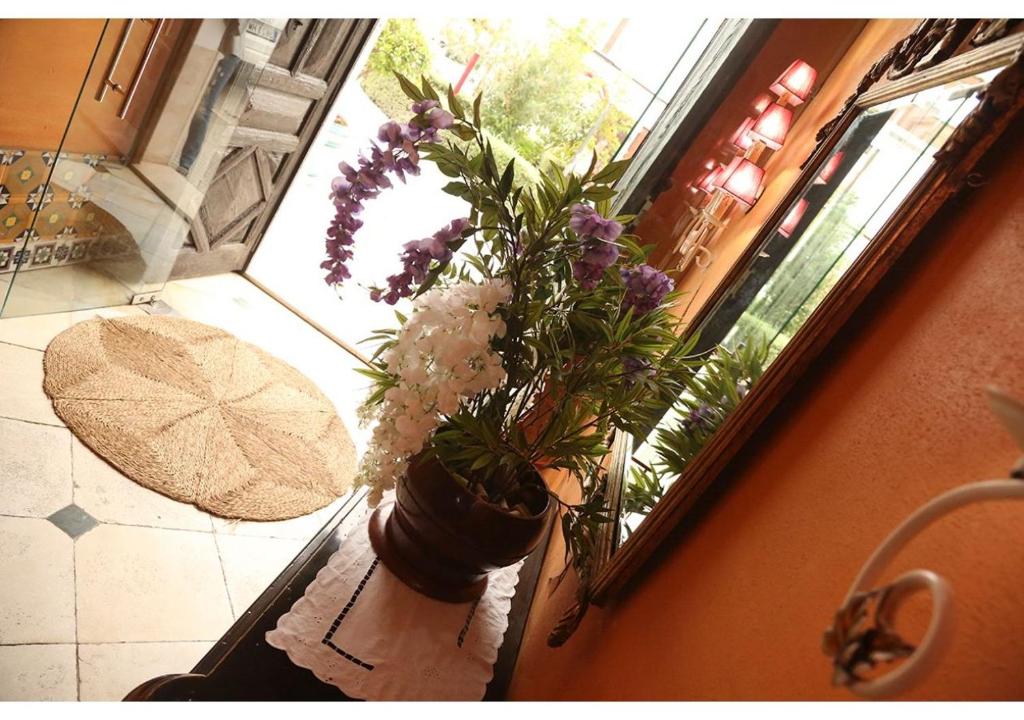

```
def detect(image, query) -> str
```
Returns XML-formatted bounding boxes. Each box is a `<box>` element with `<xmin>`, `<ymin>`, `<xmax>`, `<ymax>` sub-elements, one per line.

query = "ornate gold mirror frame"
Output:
<box><xmin>586</xmin><ymin>19</ymin><xmax>1024</xmax><ymax>607</ymax></box>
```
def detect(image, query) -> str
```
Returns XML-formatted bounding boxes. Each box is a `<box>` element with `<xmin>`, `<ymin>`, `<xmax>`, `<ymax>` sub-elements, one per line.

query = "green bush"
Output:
<box><xmin>360</xmin><ymin>70</ymin><xmax>421</xmax><ymax>121</ymax></box>
<box><xmin>457</xmin><ymin>133</ymin><xmax>541</xmax><ymax>187</ymax></box>
<box><xmin>365</xmin><ymin>19</ymin><xmax>431</xmax><ymax>78</ymax></box>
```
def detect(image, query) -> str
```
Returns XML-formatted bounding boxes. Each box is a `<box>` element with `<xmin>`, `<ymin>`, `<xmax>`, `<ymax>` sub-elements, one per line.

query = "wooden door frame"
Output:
<box><xmin>239</xmin><ymin>19</ymin><xmax>376</xmax><ymax>272</ymax></box>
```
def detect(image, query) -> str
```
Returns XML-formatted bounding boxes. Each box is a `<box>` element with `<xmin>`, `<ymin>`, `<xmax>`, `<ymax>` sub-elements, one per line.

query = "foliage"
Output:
<box><xmin>439</xmin><ymin>19</ymin><xmax>634</xmax><ymax>169</ymax></box>
<box><xmin>735</xmin><ymin>190</ymin><xmax>862</xmax><ymax>353</ymax></box>
<box><xmin>360</xmin><ymin>21</ymin><xmax>440</xmax><ymax>122</ymax></box>
<box><xmin>439</xmin><ymin>18</ymin><xmax>488</xmax><ymax>64</ymax></box>
<box><xmin>365</xmin><ymin>19</ymin><xmax>633</xmax><ymax>176</ymax></box>
<box><xmin>477</xmin><ymin>21</ymin><xmax>632</xmax><ymax>169</ymax></box>
<box><xmin>360</xmin><ymin>70</ymin><xmax>429</xmax><ymax>122</ymax></box>
<box><xmin>358</xmin><ymin>74</ymin><xmax>703</xmax><ymax>592</ymax></box>
<box><xmin>451</xmin><ymin>132</ymin><xmax>541</xmax><ymax>187</ymax></box>
<box><xmin>365</xmin><ymin>19</ymin><xmax>431</xmax><ymax>79</ymax></box>
<box><xmin>624</xmin><ymin>338</ymin><xmax>770</xmax><ymax>518</ymax></box>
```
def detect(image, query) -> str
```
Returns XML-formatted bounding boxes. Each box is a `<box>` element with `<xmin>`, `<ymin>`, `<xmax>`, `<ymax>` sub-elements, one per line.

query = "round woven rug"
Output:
<box><xmin>43</xmin><ymin>315</ymin><xmax>355</xmax><ymax>521</ymax></box>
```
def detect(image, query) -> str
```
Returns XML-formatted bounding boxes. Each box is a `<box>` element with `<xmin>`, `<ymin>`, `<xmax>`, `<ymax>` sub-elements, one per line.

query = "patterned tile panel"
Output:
<box><xmin>0</xmin><ymin>147</ymin><xmax>138</xmax><ymax>275</ymax></box>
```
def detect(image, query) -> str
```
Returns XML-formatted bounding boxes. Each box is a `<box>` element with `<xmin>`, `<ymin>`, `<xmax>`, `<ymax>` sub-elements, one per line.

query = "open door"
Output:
<box><xmin>170</xmin><ymin>19</ymin><xmax>376</xmax><ymax>279</ymax></box>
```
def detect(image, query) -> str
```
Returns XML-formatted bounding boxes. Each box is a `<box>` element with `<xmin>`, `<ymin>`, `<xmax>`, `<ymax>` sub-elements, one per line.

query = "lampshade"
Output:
<box><xmin>814</xmin><ymin>151</ymin><xmax>845</xmax><ymax>185</ymax></box>
<box><xmin>719</xmin><ymin>158</ymin><xmax>764</xmax><ymax>208</ymax></box>
<box><xmin>778</xmin><ymin>198</ymin><xmax>809</xmax><ymax>237</ymax></box>
<box><xmin>697</xmin><ymin>165</ymin><xmax>723</xmax><ymax>194</ymax></box>
<box><xmin>752</xmin><ymin>93</ymin><xmax>772</xmax><ymax>114</ymax></box>
<box><xmin>748</xmin><ymin>103</ymin><xmax>792</xmax><ymax>151</ymax></box>
<box><xmin>770</xmin><ymin>59</ymin><xmax>817</xmax><ymax>105</ymax></box>
<box><xmin>713</xmin><ymin>157</ymin><xmax>741</xmax><ymax>188</ymax></box>
<box><xmin>729</xmin><ymin>117</ymin><xmax>756</xmax><ymax>152</ymax></box>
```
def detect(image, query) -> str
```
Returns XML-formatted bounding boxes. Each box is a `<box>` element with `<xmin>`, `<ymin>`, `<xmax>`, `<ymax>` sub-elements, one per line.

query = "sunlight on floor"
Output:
<box><xmin>0</xmin><ymin>272</ymin><xmax>367</xmax><ymax>700</ymax></box>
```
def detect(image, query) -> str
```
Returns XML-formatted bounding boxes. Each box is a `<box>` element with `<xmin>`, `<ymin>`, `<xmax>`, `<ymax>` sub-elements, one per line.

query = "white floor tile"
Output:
<box><xmin>78</xmin><ymin>641</ymin><xmax>211</xmax><ymax>701</ymax></box>
<box><xmin>0</xmin><ymin>517</ymin><xmax>76</xmax><ymax>644</ymax></box>
<box><xmin>0</xmin><ymin>644</ymin><xmax>77</xmax><ymax>701</ymax></box>
<box><xmin>214</xmin><ymin>534</ymin><xmax>306</xmax><ymax>617</ymax></box>
<box><xmin>0</xmin><ymin>312</ymin><xmax>72</xmax><ymax>351</ymax></box>
<box><xmin>0</xmin><ymin>342</ymin><xmax>62</xmax><ymax>426</ymax></box>
<box><xmin>210</xmin><ymin>495</ymin><xmax>345</xmax><ymax>540</ymax></box>
<box><xmin>0</xmin><ymin>417</ymin><xmax>72</xmax><ymax>518</ymax></box>
<box><xmin>72</xmin><ymin>437</ymin><xmax>212</xmax><ymax>532</ymax></box>
<box><xmin>75</xmin><ymin>524</ymin><xmax>232</xmax><ymax>643</ymax></box>
<box><xmin>68</xmin><ymin>305</ymin><xmax>147</xmax><ymax>325</ymax></box>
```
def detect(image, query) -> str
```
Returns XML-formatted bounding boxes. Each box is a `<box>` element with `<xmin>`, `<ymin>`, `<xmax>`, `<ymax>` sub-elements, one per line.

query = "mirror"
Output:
<box><xmin>615</xmin><ymin>62</ymin><xmax>1007</xmax><ymax>548</ymax></box>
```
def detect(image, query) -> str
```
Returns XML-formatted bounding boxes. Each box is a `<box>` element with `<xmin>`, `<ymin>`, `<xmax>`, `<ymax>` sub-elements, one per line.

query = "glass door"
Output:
<box><xmin>0</xmin><ymin>19</ymin><xmax>282</xmax><ymax>318</ymax></box>
<box><xmin>245</xmin><ymin>17</ymin><xmax>717</xmax><ymax>356</ymax></box>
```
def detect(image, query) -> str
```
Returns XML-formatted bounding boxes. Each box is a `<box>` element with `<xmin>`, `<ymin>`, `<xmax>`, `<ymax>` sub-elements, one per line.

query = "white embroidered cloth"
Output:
<box><xmin>265</xmin><ymin>500</ymin><xmax>522</xmax><ymax>700</ymax></box>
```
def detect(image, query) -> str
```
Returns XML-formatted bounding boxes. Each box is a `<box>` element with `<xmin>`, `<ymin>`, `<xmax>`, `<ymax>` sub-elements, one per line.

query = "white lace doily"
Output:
<box><xmin>265</xmin><ymin>498</ymin><xmax>523</xmax><ymax>700</ymax></box>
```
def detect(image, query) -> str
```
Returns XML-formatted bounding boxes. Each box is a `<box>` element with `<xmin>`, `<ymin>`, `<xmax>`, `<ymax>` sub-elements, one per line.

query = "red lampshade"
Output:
<box><xmin>752</xmin><ymin>93</ymin><xmax>772</xmax><ymax>114</ymax></box>
<box><xmin>748</xmin><ymin>103</ymin><xmax>792</xmax><ymax>151</ymax></box>
<box><xmin>770</xmin><ymin>59</ymin><xmax>817</xmax><ymax>105</ymax></box>
<box><xmin>778</xmin><ymin>198</ymin><xmax>809</xmax><ymax>237</ymax></box>
<box><xmin>814</xmin><ymin>151</ymin><xmax>845</xmax><ymax>185</ymax></box>
<box><xmin>719</xmin><ymin>158</ymin><xmax>764</xmax><ymax>208</ymax></box>
<box><xmin>697</xmin><ymin>165</ymin><xmax>723</xmax><ymax>194</ymax></box>
<box><xmin>729</xmin><ymin>117</ymin><xmax>756</xmax><ymax>152</ymax></box>
<box><xmin>713</xmin><ymin>157</ymin><xmax>740</xmax><ymax>187</ymax></box>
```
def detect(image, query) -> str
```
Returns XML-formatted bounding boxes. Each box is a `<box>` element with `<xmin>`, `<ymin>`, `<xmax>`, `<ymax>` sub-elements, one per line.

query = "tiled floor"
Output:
<box><xmin>0</xmin><ymin>273</ymin><xmax>368</xmax><ymax>700</ymax></box>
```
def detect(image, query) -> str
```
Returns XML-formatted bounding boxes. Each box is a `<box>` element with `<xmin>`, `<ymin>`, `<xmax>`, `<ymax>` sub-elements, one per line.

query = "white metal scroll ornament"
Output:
<box><xmin>823</xmin><ymin>387</ymin><xmax>1024</xmax><ymax>698</ymax></box>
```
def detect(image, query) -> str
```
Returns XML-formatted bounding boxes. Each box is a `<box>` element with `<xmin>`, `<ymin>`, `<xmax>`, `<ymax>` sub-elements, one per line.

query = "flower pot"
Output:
<box><xmin>368</xmin><ymin>453</ymin><xmax>551</xmax><ymax>603</ymax></box>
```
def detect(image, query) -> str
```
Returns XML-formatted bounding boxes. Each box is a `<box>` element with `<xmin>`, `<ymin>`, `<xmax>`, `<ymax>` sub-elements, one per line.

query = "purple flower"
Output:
<box><xmin>427</xmin><ymin>108</ymin><xmax>455</xmax><ymax>130</ymax></box>
<box><xmin>324</xmin><ymin>110</ymin><xmax>449</xmax><ymax>286</ymax></box>
<box><xmin>411</xmin><ymin>99</ymin><xmax>440</xmax><ymax>114</ymax></box>
<box><xmin>683</xmin><ymin>404</ymin><xmax>716</xmax><ymax>433</ymax></box>
<box><xmin>620</xmin><ymin>264</ymin><xmax>673</xmax><ymax>315</ymax></box>
<box><xmin>570</xmin><ymin>204</ymin><xmax>623</xmax><ymax>243</ymax></box>
<box><xmin>572</xmin><ymin>238</ymin><xmax>620</xmax><ymax>290</ymax></box>
<box><xmin>371</xmin><ymin>218</ymin><xmax>471</xmax><ymax>303</ymax></box>
<box><xmin>622</xmin><ymin>355</ymin><xmax>653</xmax><ymax>385</ymax></box>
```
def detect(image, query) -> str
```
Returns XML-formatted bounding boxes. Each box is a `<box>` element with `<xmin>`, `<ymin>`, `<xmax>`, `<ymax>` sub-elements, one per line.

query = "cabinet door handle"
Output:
<box><xmin>96</xmin><ymin>19</ymin><xmax>136</xmax><ymax>102</ymax></box>
<box><xmin>118</xmin><ymin>19</ymin><xmax>165</xmax><ymax>120</ymax></box>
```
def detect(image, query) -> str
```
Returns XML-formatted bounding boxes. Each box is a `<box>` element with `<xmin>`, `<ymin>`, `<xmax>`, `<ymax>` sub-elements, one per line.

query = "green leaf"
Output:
<box><xmin>449</xmin><ymin>124</ymin><xmax>476</xmax><ymax>141</ymax></box>
<box><xmin>472</xmin><ymin>92</ymin><xmax>482</xmax><ymax>127</ymax></box>
<box><xmin>499</xmin><ymin>158</ymin><xmax>515</xmax><ymax>197</ymax></box>
<box><xmin>582</xmin><ymin>185</ymin><xmax>617</xmax><ymax>202</ymax></box>
<box><xmin>442</xmin><ymin>181</ymin><xmax>470</xmax><ymax>196</ymax></box>
<box><xmin>446</xmin><ymin>84</ymin><xmax>464</xmax><ymax>119</ymax></box>
<box><xmin>592</xmin><ymin>158</ymin><xmax>631</xmax><ymax>185</ymax></box>
<box><xmin>394</xmin><ymin>72</ymin><xmax>424</xmax><ymax>102</ymax></box>
<box><xmin>420</xmin><ymin>75</ymin><xmax>440</xmax><ymax>101</ymax></box>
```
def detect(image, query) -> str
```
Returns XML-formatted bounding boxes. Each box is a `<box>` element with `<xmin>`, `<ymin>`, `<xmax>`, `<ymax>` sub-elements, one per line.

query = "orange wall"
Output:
<box><xmin>509</xmin><ymin>25</ymin><xmax>1024</xmax><ymax>700</ymax></box>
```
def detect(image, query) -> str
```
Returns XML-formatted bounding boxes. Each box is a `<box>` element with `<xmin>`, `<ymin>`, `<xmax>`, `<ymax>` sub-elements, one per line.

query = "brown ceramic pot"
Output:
<box><xmin>368</xmin><ymin>453</ymin><xmax>551</xmax><ymax>602</ymax></box>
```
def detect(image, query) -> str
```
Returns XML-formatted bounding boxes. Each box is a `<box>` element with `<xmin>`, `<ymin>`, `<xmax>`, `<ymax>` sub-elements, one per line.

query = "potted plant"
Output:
<box><xmin>321</xmin><ymin>74</ymin><xmax>699</xmax><ymax>606</ymax></box>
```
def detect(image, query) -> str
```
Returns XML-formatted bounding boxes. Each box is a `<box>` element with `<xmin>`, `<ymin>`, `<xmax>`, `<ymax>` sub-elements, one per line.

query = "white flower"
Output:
<box><xmin>356</xmin><ymin>279</ymin><xmax>512</xmax><ymax>504</ymax></box>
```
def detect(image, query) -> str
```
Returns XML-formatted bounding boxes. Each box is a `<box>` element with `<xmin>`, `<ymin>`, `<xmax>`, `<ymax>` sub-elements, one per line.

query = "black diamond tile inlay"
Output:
<box><xmin>47</xmin><ymin>503</ymin><xmax>99</xmax><ymax>539</ymax></box>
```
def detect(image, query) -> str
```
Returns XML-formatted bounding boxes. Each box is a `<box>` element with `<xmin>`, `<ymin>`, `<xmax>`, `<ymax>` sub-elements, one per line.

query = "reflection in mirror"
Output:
<box><xmin>618</xmin><ymin>66</ymin><xmax>1002</xmax><ymax>547</ymax></box>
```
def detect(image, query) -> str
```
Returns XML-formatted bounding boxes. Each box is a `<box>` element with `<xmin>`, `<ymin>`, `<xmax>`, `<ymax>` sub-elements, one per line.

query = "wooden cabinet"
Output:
<box><xmin>0</xmin><ymin>19</ymin><xmax>188</xmax><ymax>158</ymax></box>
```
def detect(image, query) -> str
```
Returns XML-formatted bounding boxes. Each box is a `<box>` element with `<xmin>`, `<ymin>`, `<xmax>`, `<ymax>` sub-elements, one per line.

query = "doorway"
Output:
<box><xmin>245</xmin><ymin>18</ymin><xmax>719</xmax><ymax>356</ymax></box>
<box><xmin>0</xmin><ymin>19</ymin><xmax>305</xmax><ymax>318</ymax></box>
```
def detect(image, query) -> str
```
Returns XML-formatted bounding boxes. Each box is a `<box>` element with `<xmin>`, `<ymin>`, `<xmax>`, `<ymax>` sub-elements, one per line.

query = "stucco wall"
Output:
<box><xmin>508</xmin><ymin>21</ymin><xmax>1024</xmax><ymax>700</ymax></box>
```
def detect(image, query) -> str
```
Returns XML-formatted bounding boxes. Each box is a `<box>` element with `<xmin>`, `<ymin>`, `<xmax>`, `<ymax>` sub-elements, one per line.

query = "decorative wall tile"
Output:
<box><xmin>25</xmin><ymin>186</ymin><xmax>54</xmax><ymax>212</ymax></box>
<box><xmin>32</xmin><ymin>243</ymin><xmax>54</xmax><ymax>265</ymax></box>
<box><xmin>0</xmin><ymin>149</ymin><xmax>25</xmax><ymax>165</ymax></box>
<box><xmin>0</xmin><ymin>149</ymin><xmax>140</xmax><ymax>275</ymax></box>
